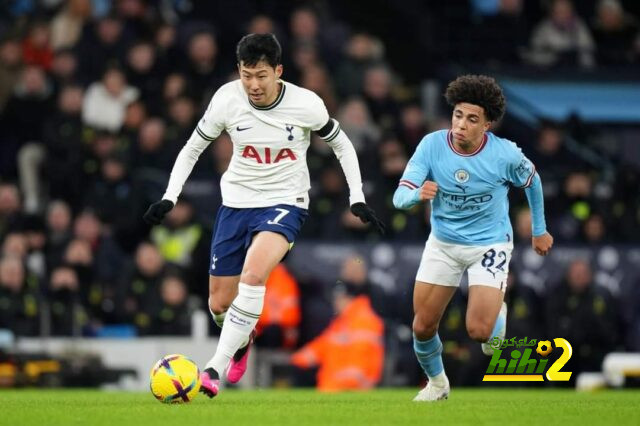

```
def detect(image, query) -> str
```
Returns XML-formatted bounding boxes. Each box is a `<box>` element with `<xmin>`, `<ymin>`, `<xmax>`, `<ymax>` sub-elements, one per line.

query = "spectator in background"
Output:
<box><xmin>0</xmin><ymin>183</ymin><xmax>24</xmax><ymax>239</ymax></box>
<box><xmin>42</xmin><ymin>84</ymin><xmax>85</xmax><ymax>207</ymax></box>
<box><xmin>150</xmin><ymin>198</ymin><xmax>204</xmax><ymax>278</ymax></box>
<box><xmin>74</xmin><ymin>14</ymin><xmax>128</xmax><ymax>84</ymax></box>
<box><xmin>1</xmin><ymin>232</ymin><xmax>28</xmax><ymax>261</ymax></box>
<box><xmin>554</xmin><ymin>171</ymin><xmax>598</xmax><ymax>241</ymax></box>
<box><xmin>505</xmin><ymin>269</ymin><xmax>545</xmax><ymax>339</ymax></box>
<box><xmin>304</xmin><ymin>166</ymin><xmax>348</xmax><ymax>239</ymax></box>
<box><xmin>72</xmin><ymin>210</ymin><xmax>124</xmax><ymax>309</ymax></box>
<box><xmin>300</xmin><ymin>64</ymin><xmax>338</xmax><ymax>116</ymax></box>
<box><xmin>61</xmin><ymin>238</ymin><xmax>96</xmax><ymax>313</ymax></box>
<box><xmin>336</xmin><ymin>98</ymin><xmax>380</xmax><ymax>174</ymax></box>
<box><xmin>21</xmin><ymin>214</ymin><xmax>47</xmax><ymax>281</ymax></box>
<box><xmin>546</xmin><ymin>259</ymin><xmax>618</xmax><ymax>374</ymax></box>
<box><xmin>165</xmin><ymin>95</ymin><xmax>198</xmax><ymax>144</ymax></box>
<box><xmin>181</xmin><ymin>31</ymin><xmax>226</xmax><ymax>99</ymax></box>
<box><xmin>335</xmin><ymin>33</ymin><xmax>386</xmax><ymax>99</ymax></box>
<box><xmin>82</xmin><ymin>66</ymin><xmax>139</xmax><ymax>132</ymax></box>
<box><xmin>582</xmin><ymin>213</ymin><xmax>607</xmax><ymax>244</ymax></box>
<box><xmin>473</xmin><ymin>0</ymin><xmax>529</xmax><ymax>65</ymax></box>
<box><xmin>162</xmin><ymin>73</ymin><xmax>189</xmax><ymax>105</ymax></box>
<box><xmin>142</xmin><ymin>273</ymin><xmax>192</xmax><ymax>335</ymax></box>
<box><xmin>291</xmin><ymin>257</ymin><xmax>384</xmax><ymax>391</ymax></box>
<box><xmin>0</xmin><ymin>38</ymin><xmax>23</xmax><ymax>113</ymax></box>
<box><xmin>362</xmin><ymin>65</ymin><xmax>400</xmax><ymax>133</ymax></box>
<box><xmin>592</xmin><ymin>0</ymin><xmax>640</xmax><ymax>66</ymax></box>
<box><xmin>256</xmin><ymin>264</ymin><xmax>301</xmax><ymax>349</ymax></box>
<box><xmin>124</xmin><ymin>41</ymin><xmax>164</xmax><ymax>114</ymax></box>
<box><xmin>0</xmin><ymin>256</ymin><xmax>39</xmax><ymax>336</ymax></box>
<box><xmin>130</xmin><ymin>117</ymin><xmax>174</xmax><ymax>173</ymax></box>
<box><xmin>122</xmin><ymin>242</ymin><xmax>164</xmax><ymax>327</ymax></box>
<box><xmin>48</xmin><ymin>265</ymin><xmax>87</xmax><ymax>336</ymax></box>
<box><xmin>1</xmin><ymin>66</ymin><xmax>53</xmax><ymax>179</ymax></box>
<box><xmin>528</xmin><ymin>0</ymin><xmax>595</xmax><ymax>68</ymax></box>
<box><xmin>372</xmin><ymin>137</ymin><xmax>428</xmax><ymax>240</ymax></box>
<box><xmin>526</xmin><ymin>121</ymin><xmax>579</xmax><ymax>202</ymax></box>
<box><xmin>119</xmin><ymin>100</ymin><xmax>147</xmax><ymax>152</ymax></box>
<box><xmin>85</xmin><ymin>153</ymin><xmax>144</xmax><ymax>251</ymax></box>
<box><xmin>50</xmin><ymin>0</ymin><xmax>92</xmax><ymax>51</ymax></box>
<box><xmin>397</xmin><ymin>103</ymin><xmax>427</xmax><ymax>149</ymax></box>
<box><xmin>22</xmin><ymin>20</ymin><xmax>53</xmax><ymax>71</ymax></box>
<box><xmin>45</xmin><ymin>200</ymin><xmax>73</xmax><ymax>268</ymax></box>
<box><xmin>50</xmin><ymin>48</ymin><xmax>79</xmax><ymax>91</ymax></box>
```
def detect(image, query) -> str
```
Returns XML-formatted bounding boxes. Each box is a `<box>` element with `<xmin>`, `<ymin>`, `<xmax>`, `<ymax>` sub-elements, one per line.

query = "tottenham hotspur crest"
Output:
<box><xmin>454</xmin><ymin>169</ymin><xmax>470</xmax><ymax>183</ymax></box>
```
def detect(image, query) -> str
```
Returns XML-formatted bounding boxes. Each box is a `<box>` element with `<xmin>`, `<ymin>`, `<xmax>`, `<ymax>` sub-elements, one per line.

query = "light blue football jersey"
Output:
<box><xmin>399</xmin><ymin>130</ymin><xmax>536</xmax><ymax>245</ymax></box>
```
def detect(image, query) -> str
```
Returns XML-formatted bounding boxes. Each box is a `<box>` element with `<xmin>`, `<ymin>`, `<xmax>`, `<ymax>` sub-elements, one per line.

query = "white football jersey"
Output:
<box><xmin>196</xmin><ymin>79</ymin><xmax>330</xmax><ymax>209</ymax></box>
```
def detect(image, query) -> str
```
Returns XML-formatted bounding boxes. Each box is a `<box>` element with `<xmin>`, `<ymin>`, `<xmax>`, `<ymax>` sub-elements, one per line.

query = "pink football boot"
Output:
<box><xmin>226</xmin><ymin>330</ymin><xmax>256</xmax><ymax>384</ymax></box>
<box><xmin>199</xmin><ymin>368</ymin><xmax>220</xmax><ymax>398</ymax></box>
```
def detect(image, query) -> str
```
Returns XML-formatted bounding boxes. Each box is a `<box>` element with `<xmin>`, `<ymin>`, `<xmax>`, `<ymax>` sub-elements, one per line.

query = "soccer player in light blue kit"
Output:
<box><xmin>393</xmin><ymin>75</ymin><xmax>554</xmax><ymax>401</ymax></box>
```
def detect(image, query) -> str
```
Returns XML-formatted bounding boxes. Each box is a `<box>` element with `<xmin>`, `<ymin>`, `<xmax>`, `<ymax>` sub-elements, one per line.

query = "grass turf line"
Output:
<box><xmin>1</xmin><ymin>388</ymin><xmax>639</xmax><ymax>426</ymax></box>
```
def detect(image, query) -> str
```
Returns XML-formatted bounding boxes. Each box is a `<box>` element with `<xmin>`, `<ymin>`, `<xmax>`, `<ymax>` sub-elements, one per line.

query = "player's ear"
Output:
<box><xmin>275</xmin><ymin>64</ymin><xmax>283</xmax><ymax>79</ymax></box>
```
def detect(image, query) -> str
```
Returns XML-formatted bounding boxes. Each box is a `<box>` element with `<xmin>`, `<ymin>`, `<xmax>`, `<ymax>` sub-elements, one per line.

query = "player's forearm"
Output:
<box><xmin>326</xmin><ymin>130</ymin><xmax>365</xmax><ymax>205</ymax></box>
<box><xmin>393</xmin><ymin>185</ymin><xmax>421</xmax><ymax>210</ymax></box>
<box><xmin>162</xmin><ymin>129</ymin><xmax>212</xmax><ymax>203</ymax></box>
<box><xmin>524</xmin><ymin>173</ymin><xmax>547</xmax><ymax>237</ymax></box>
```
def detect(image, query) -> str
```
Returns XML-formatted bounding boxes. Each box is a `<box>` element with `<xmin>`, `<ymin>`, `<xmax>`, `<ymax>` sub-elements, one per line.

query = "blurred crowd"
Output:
<box><xmin>0</xmin><ymin>0</ymin><xmax>639</xmax><ymax>386</ymax></box>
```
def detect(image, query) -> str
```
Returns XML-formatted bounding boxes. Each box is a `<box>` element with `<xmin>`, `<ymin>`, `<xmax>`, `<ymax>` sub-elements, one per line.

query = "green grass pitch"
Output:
<box><xmin>2</xmin><ymin>388</ymin><xmax>639</xmax><ymax>425</ymax></box>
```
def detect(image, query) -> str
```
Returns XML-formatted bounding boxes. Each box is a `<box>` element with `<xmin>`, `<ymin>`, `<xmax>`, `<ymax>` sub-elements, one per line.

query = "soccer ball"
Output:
<box><xmin>150</xmin><ymin>354</ymin><xmax>201</xmax><ymax>403</ymax></box>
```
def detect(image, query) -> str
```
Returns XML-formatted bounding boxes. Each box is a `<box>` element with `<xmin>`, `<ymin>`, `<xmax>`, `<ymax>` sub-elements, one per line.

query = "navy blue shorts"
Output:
<box><xmin>209</xmin><ymin>204</ymin><xmax>308</xmax><ymax>276</ymax></box>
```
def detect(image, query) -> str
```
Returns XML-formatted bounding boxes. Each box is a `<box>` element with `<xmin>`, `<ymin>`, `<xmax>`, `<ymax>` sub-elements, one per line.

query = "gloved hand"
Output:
<box><xmin>350</xmin><ymin>202</ymin><xmax>386</xmax><ymax>235</ymax></box>
<box><xmin>143</xmin><ymin>199</ymin><xmax>174</xmax><ymax>225</ymax></box>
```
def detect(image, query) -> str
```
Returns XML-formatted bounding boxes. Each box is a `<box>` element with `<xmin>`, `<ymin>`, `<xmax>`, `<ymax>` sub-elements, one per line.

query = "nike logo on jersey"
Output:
<box><xmin>237</xmin><ymin>126</ymin><xmax>252</xmax><ymax>131</ymax></box>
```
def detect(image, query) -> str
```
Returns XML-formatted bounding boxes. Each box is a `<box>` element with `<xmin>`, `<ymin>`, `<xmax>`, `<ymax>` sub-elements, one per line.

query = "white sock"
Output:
<box><xmin>205</xmin><ymin>283</ymin><xmax>265</xmax><ymax>375</ymax></box>
<box><xmin>208</xmin><ymin>302</ymin><xmax>249</xmax><ymax>348</ymax></box>
<box><xmin>429</xmin><ymin>371</ymin><xmax>448</xmax><ymax>387</ymax></box>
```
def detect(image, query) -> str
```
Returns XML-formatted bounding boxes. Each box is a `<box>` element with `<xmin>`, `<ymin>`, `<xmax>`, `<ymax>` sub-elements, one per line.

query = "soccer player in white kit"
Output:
<box><xmin>143</xmin><ymin>33</ymin><xmax>384</xmax><ymax>398</ymax></box>
<box><xmin>393</xmin><ymin>75</ymin><xmax>554</xmax><ymax>401</ymax></box>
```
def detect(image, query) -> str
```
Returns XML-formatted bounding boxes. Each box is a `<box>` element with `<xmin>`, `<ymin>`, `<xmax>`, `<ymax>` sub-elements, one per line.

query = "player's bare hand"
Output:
<box><xmin>419</xmin><ymin>181</ymin><xmax>438</xmax><ymax>201</ymax></box>
<box><xmin>532</xmin><ymin>232</ymin><xmax>553</xmax><ymax>256</ymax></box>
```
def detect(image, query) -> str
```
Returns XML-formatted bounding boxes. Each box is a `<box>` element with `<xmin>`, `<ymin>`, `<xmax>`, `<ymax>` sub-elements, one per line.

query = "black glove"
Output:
<box><xmin>350</xmin><ymin>202</ymin><xmax>386</xmax><ymax>235</ymax></box>
<box><xmin>143</xmin><ymin>199</ymin><xmax>174</xmax><ymax>225</ymax></box>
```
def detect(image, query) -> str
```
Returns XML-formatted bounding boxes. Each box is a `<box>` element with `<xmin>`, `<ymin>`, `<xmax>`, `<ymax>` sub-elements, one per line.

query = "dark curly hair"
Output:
<box><xmin>444</xmin><ymin>75</ymin><xmax>506</xmax><ymax>122</ymax></box>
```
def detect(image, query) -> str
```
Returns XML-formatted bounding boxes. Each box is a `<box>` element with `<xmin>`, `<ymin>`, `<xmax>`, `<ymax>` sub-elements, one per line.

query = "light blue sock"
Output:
<box><xmin>413</xmin><ymin>333</ymin><xmax>444</xmax><ymax>378</ymax></box>
<box><xmin>489</xmin><ymin>312</ymin><xmax>506</xmax><ymax>341</ymax></box>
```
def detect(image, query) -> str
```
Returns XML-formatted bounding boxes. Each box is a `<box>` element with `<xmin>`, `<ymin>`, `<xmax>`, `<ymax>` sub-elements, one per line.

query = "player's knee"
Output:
<box><xmin>412</xmin><ymin>316</ymin><xmax>438</xmax><ymax>340</ymax></box>
<box><xmin>466</xmin><ymin>323</ymin><xmax>492</xmax><ymax>343</ymax></box>
<box><xmin>240</xmin><ymin>269</ymin><xmax>264</xmax><ymax>286</ymax></box>
<box><xmin>208</xmin><ymin>297</ymin><xmax>230</xmax><ymax>315</ymax></box>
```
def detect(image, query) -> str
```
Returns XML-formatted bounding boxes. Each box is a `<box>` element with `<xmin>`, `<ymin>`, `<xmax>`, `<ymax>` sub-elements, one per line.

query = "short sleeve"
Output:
<box><xmin>306</xmin><ymin>92</ymin><xmax>330</xmax><ymax>131</ymax></box>
<box><xmin>196</xmin><ymin>86</ymin><xmax>228</xmax><ymax>141</ymax></box>
<box><xmin>505</xmin><ymin>143</ymin><xmax>536</xmax><ymax>188</ymax></box>
<box><xmin>399</xmin><ymin>136</ymin><xmax>431</xmax><ymax>189</ymax></box>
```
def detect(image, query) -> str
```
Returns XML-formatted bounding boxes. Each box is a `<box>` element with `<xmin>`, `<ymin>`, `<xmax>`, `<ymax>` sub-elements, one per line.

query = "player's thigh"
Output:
<box><xmin>466</xmin><ymin>285</ymin><xmax>504</xmax><ymax>341</ymax></box>
<box><xmin>415</xmin><ymin>235</ymin><xmax>466</xmax><ymax>287</ymax></box>
<box><xmin>208</xmin><ymin>274</ymin><xmax>241</xmax><ymax>312</ymax></box>
<box><xmin>413</xmin><ymin>281</ymin><xmax>457</xmax><ymax>338</ymax></box>
<box><xmin>241</xmin><ymin>231</ymin><xmax>290</xmax><ymax>285</ymax></box>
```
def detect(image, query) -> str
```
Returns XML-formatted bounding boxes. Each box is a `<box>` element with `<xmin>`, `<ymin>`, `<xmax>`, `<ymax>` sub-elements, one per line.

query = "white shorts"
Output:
<box><xmin>415</xmin><ymin>235</ymin><xmax>513</xmax><ymax>291</ymax></box>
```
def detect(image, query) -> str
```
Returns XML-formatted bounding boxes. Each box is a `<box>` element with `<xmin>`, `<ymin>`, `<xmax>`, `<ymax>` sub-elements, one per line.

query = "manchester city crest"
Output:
<box><xmin>454</xmin><ymin>169</ymin><xmax>470</xmax><ymax>183</ymax></box>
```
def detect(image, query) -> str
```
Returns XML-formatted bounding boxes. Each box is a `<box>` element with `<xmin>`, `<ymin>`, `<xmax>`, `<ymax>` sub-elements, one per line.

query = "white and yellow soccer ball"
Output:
<box><xmin>150</xmin><ymin>354</ymin><xmax>201</xmax><ymax>403</ymax></box>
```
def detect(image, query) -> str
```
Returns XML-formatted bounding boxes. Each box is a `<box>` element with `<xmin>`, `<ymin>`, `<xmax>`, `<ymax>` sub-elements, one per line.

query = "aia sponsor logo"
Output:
<box><xmin>241</xmin><ymin>146</ymin><xmax>297</xmax><ymax>164</ymax></box>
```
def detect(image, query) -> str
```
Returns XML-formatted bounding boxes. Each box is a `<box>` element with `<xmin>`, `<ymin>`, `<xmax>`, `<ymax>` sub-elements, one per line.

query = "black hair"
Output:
<box><xmin>444</xmin><ymin>74</ymin><xmax>506</xmax><ymax>122</ymax></box>
<box><xmin>236</xmin><ymin>33</ymin><xmax>282</xmax><ymax>68</ymax></box>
